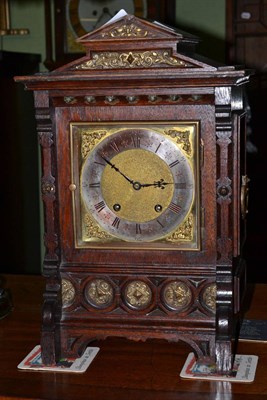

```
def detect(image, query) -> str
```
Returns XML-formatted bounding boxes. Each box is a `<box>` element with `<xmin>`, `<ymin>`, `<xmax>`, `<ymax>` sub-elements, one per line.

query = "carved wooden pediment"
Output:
<box><xmin>77</xmin><ymin>13</ymin><xmax>185</xmax><ymax>43</ymax></box>
<box><xmin>53</xmin><ymin>12</ymin><xmax>217</xmax><ymax>73</ymax></box>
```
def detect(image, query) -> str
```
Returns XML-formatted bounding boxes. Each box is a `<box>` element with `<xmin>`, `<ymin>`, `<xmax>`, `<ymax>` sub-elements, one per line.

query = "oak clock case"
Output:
<box><xmin>15</xmin><ymin>13</ymin><xmax>250</xmax><ymax>373</ymax></box>
<box><xmin>70</xmin><ymin>122</ymin><xmax>199</xmax><ymax>249</ymax></box>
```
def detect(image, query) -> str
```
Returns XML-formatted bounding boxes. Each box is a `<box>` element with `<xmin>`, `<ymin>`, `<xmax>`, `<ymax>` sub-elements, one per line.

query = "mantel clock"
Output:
<box><xmin>15</xmin><ymin>13</ymin><xmax>251</xmax><ymax>372</ymax></box>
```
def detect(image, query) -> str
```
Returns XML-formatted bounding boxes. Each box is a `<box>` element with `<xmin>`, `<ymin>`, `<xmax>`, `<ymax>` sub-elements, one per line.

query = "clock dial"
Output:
<box><xmin>74</xmin><ymin>125</ymin><xmax>198</xmax><ymax>244</ymax></box>
<box><xmin>67</xmin><ymin>0</ymin><xmax>146</xmax><ymax>38</ymax></box>
<box><xmin>101</xmin><ymin>149</ymin><xmax>174</xmax><ymax>223</ymax></box>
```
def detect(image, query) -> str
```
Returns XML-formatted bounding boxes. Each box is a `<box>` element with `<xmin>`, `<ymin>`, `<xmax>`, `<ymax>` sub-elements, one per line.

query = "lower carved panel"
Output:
<box><xmin>60</xmin><ymin>273</ymin><xmax>217</xmax><ymax>318</ymax></box>
<box><xmin>40</xmin><ymin>271</ymin><xmax>237</xmax><ymax>373</ymax></box>
<box><xmin>59</xmin><ymin>325</ymin><xmax>217</xmax><ymax>366</ymax></box>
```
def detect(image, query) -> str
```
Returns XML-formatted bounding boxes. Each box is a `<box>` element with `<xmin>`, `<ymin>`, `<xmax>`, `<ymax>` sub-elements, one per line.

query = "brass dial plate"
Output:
<box><xmin>70</xmin><ymin>122</ymin><xmax>200</xmax><ymax>249</ymax></box>
<box><xmin>101</xmin><ymin>148</ymin><xmax>174</xmax><ymax>223</ymax></box>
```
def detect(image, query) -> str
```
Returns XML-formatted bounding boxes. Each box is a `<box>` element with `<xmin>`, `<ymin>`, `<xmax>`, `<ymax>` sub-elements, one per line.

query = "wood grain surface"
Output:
<box><xmin>0</xmin><ymin>274</ymin><xmax>266</xmax><ymax>400</ymax></box>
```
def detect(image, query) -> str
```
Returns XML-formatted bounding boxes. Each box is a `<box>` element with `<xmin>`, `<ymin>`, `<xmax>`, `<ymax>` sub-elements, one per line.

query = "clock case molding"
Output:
<box><xmin>15</xmin><ymin>14</ymin><xmax>251</xmax><ymax>372</ymax></box>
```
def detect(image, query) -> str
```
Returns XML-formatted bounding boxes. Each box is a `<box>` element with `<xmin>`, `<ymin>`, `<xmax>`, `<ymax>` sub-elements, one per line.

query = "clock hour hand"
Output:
<box><xmin>93</xmin><ymin>7</ymin><xmax>113</xmax><ymax>29</ymax></box>
<box><xmin>100</xmin><ymin>155</ymin><xmax>134</xmax><ymax>185</ymax></box>
<box><xmin>140</xmin><ymin>178</ymin><xmax>173</xmax><ymax>189</ymax></box>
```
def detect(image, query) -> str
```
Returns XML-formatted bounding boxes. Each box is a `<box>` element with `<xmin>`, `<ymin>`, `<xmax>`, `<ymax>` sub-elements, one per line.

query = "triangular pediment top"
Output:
<box><xmin>52</xmin><ymin>12</ymin><xmax>219</xmax><ymax>74</ymax></box>
<box><xmin>15</xmin><ymin>11</ymin><xmax>250</xmax><ymax>87</ymax></box>
<box><xmin>77</xmin><ymin>12</ymin><xmax>199</xmax><ymax>46</ymax></box>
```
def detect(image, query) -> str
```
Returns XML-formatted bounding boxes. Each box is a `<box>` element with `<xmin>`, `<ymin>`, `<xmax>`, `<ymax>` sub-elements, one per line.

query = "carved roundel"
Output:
<box><xmin>85</xmin><ymin>278</ymin><xmax>114</xmax><ymax>309</ymax></box>
<box><xmin>161</xmin><ymin>281</ymin><xmax>192</xmax><ymax>311</ymax></box>
<box><xmin>201</xmin><ymin>283</ymin><xmax>217</xmax><ymax>313</ymax></box>
<box><xmin>61</xmin><ymin>278</ymin><xmax>76</xmax><ymax>308</ymax></box>
<box><xmin>123</xmin><ymin>280</ymin><xmax>152</xmax><ymax>310</ymax></box>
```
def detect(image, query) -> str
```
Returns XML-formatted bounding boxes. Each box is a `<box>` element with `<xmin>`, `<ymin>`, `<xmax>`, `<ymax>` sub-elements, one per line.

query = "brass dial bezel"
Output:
<box><xmin>70</xmin><ymin>121</ymin><xmax>200</xmax><ymax>250</ymax></box>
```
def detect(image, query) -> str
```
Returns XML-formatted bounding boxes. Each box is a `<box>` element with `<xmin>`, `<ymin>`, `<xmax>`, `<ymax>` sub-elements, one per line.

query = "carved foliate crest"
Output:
<box><xmin>50</xmin><ymin>12</ymin><xmax>220</xmax><ymax>74</ymax></box>
<box><xmin>77</xmin><ymin>13</ymin><xmax>183</xmax><ymax>43</ymax></box>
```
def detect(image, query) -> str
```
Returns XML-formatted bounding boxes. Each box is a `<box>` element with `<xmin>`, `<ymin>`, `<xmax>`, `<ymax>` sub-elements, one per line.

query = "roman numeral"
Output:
<box><xmin>168</xmin><ymin>202</ymin><xmax>181</xmax><ymax>214</ymax></box>
<box><xmin>175</xmin><ymin>182</ymin><xmax>187</xmax><ymax>190</ymax></box>
<box><xmin>157</xmin><ymin>219</ymin><xmax>164</xmax><ymax>228</ymax></box>
<box><xmin>112</xmin><ymin>217</ymin><xmax>120</xmax><ymax>229</ymax></box>
<box><xmin>94</xmin><ymin>160</ymin><xmax>105</xmax><ymax>166</ymax></box>
<box><xmin>89</xmin><ymin>182</ymin><xmax>100</xmax><ymax>188</ymax></box>
<box><xmin>136</xmin><ymin>224</ymin><xmax>142</xmax><ymax>234</ymax></box>
<box><xmin>94</xmin><ymin>201</ymin><xmax>106</xmax><ymax>213</ymax></box>
<box><xmin>155</xmin><ymin>142</ymin><xmax>162</xmax><ymax>153</ymax></box>
<box><xmin>169</xmin><ymin>159</ymin><xmax>180</xmax><ymax>168</ymax></box>
<box><xmin>110</xmin><ymin>141</ymin><xmax>120</xmax><ymax>152</ymax></box>
<box><xmin>131</xmin><ymin>134</ymin><xmax>141</xmax><ymax>148</ymax></box>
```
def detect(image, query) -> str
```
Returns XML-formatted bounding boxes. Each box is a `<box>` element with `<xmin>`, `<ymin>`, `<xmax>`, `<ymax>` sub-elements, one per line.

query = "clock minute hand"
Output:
<box><xmin>100</xmin><ymin>155</ymin><xmax>134</xmax><ymax>185</ymax></box>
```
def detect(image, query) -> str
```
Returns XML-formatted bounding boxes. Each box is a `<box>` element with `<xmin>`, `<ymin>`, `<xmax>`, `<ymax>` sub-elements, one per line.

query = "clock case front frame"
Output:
<box><xmin>15</xmin><ymin>14</ymin><xmax>250</xmax><ymax>372</ymax></box>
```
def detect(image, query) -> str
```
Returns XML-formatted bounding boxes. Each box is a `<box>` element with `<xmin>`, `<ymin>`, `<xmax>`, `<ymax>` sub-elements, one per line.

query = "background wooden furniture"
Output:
<box><xmin>226</xmin><ymin>0</ymin><xmax>267</xmax><ymax>282</ymax></box>
<box><xmin>44</xmin><ymin>0</ymin><xmax>176</xmax><ymax>70</ymax></box>
<box><xmin>0</xmin><ymin>51</ymin><xmax>41</xmax><ymax>275</ymax></box>
<box><xmin>0</xmin><ymin>274</ymin><xmax>266</xmax><ymax>400</ymax></box>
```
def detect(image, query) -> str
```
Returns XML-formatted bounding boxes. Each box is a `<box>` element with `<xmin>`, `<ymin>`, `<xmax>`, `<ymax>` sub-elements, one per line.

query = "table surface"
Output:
<box><xmin>0</xmin><ymin>274</ymin><xmax>266</xmax><ymax>400</ymax></box>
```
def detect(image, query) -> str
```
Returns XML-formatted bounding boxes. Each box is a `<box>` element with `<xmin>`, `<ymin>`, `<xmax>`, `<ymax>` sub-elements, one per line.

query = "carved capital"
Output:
<box><xmin>39</xmin><ymin>131</ymin><xmax>53</xmax><ymax>148</ymax></box>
